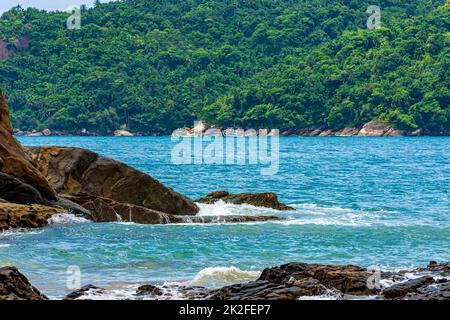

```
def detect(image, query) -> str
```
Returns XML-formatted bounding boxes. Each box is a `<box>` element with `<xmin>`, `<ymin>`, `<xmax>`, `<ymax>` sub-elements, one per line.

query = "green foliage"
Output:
<box><xmin>0</xmin><ymin>0</ymin><xmax>448</xmax><ymax>134</ymax></box>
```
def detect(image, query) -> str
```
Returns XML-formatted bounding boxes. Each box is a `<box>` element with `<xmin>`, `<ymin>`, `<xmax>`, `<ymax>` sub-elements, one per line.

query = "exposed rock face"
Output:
<box><xmin>358</xmin><ymin>121</ymin><xmax>397</xmax><ymax>136</ymax></box>
<box><xmin>0</xmin><ymin>203</ymin><xmax>63</xmax><ymax>231</ymax></box>
<box><xmin>383</xmin><ymin>276</ymin><xmax>435</xmax><ymax>299</ymax></box>
<box><xmin>29</xmin><ymin>146</ymin><xmax>199</xmax><ymax>215</ymax></box>
<box><xmin>0</xmin><ymin>172</ymin><xmax>50</xmax><ymax>205</ymax></box>
<box><xmin>0</xmin><ymin>267</ymin><xmax>48</xmax><ymax>300</ymax></box>
<box><xmin>196</xmin><ymin>191</ymin><xmax>294</xmax><ymax>211</ymax></box>
<box><xmin>0</xmin><ymin>91</ymin><xmax>56</xmax><ymax>201</ymax></box>
<box><xmin>113</xmin><ymin>130</ymin><xmax>133</xmax><ymax>137</ymax></box>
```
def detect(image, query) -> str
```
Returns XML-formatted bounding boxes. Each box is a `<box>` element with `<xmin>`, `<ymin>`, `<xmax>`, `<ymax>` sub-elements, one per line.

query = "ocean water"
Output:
<box><xmin>0</xmin><ymin>136</ymin><xmax>449</xmax><ymax>298</ymax></box>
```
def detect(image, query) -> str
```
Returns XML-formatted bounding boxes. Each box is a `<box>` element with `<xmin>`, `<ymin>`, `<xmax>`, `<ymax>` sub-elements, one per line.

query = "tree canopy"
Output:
<box><xmin>0</xmin><ymin>0</ymin><xmax>448</xmax><ymax>134</ymax></box>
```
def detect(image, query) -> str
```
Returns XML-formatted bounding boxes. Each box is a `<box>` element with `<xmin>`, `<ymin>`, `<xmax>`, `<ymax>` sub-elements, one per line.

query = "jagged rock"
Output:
<box><xmin>136</xmin><ymin>284</ymin><xmax>163</xmax><ymax>296</ymax></box>
<box><xmin>0</xmin><ymin>267</ymin><xmax>47</xmax><ymax>300</ymax></box>
<box><xmin>257</xmin><ymin>262</ymin><xmax>379</xmax><ymax>295</ymax></box>
<box><xmin>196</xmin><ymin>191</ymin><xmax>294</xmax><ymax>211</ymax></box>
<box><xmin>383</xmin><ymin>276</ymin><xmax>435</xmax><ymax>299</ymax></box>
<box><xmin>0</xmin><ymin>91</ymin><xmax>56</xmax><ymax>201</ymax></box>
<box><xmin>0</xmin><ymin>202</ymin><xmax>63</xmax><ymax>231</ymax></box>
<box><xmin>64</xmin><ymin>285</ymin><xmax>106</xmax><ymax>300</ymax></box>
<box><xmin>28</xmin><ymin>146</ymin><xmax>199</xmax><ymax>215</ymax></box>
<box><xmin>403</xmin><ymin>279</ymin><xmax>450</xmax><ymax>300</ymax></box>
<box><xmin>179</xmin><ymin>215</ymin><xmax>282</xmax><ymax>224</ymax></box>
<box><xmin>62</xmin><ymin>194</ymin><xmax>176</xmax><ymax>224</ymax></box>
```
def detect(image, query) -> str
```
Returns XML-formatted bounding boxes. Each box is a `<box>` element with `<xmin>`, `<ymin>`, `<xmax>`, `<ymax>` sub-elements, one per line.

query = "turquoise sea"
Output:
<box><xmin>0</xmin><ymin>136</ymin><xmax>449</xmax><ymax>298</ymax></box>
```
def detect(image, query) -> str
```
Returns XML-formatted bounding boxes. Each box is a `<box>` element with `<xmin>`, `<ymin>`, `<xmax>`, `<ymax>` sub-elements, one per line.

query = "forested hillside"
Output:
<box><xmin>0</xmin><ymin>0</ymin><xmax>448</xmax><ymax>134</ymax></box>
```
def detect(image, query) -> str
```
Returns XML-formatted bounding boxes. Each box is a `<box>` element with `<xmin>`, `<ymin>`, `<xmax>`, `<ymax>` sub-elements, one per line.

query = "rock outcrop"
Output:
<box><xmin>358</xmin><ymin>121</ymin><xmax>404</xmax><ymax>137</ymax></box>
<box><xmin>0</xmin><ymin>172</ymin><xmax>51</xmax><ymax>205</ymax></box>
<box><xmin>0</xmin><ymin>91</ymin><xmax>56</xmax><ymax>201</ymax></box>
<box><xmin>196</xmin><ymin>191</ymin><xmax>294</xmax><ymax>211</ymax></box>
<box><xmin>29</xmin><ymin>146</ymin><xmax>199</xmax><ymax>215</ymax></box>
<box><xmin>0</xmin><ymin>202</ymin><xmax>63</xmax><ymax>231</ymax></box>
<box><xmin>0</xmin><ymin>267</ymin><xmax>48</xmax><ymax>300</ymax></box>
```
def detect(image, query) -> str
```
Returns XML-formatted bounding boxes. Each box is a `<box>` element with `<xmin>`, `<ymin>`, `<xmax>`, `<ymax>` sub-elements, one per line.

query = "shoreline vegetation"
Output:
<box><xmin>1</xmin><ymin>1</ymin><xmax>448</xmax><ymax>136</ymax></box>
<box><xmin>1</xmin><ymin>261</ymin><xmax>449</xmax><ymax>300</ymax></box>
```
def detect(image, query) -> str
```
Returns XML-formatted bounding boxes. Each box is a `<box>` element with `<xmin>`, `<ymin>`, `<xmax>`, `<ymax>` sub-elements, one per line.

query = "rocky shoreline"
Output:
<box><xmin>1</xmin><ymin>261</ymin><xmax>449</xmax><ymax>300</ymax></box>
<box><xmin>12</xmin><ymin>120</ymin><xmax>449</xmax><ymax>137</ymax></box>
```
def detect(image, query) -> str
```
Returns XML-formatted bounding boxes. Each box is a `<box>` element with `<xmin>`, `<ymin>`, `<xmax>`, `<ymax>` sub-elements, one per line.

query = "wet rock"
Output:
<box><xmin>196</xmin><ymin>191</ymin><xmax>294</xmax><ymax>211</ymax></box>
<box><xmin>0</xmin><ymin>202</ymin><xmax>63</xmax><ymax>231</ymax></box>
<box><xmin>62</xmin><ymin>193</ymin><xmax>177</xmax><ymax>224</ymax></box>
<box><xmin>0</xmin><ymin>267</ymin><xmax>47</xmax><ymax>300</ymax></box>
<box><xmin>64</xmin><ymin>285</ymin><xmax>106</xmax><ymax>300</ymax></box>
<box><xmin>0</xmin><ymin>91</ymin><xmax>56</xmax><ymax>201</ymax></box>
<box><xmin>413</xmin><ymin>261</ymin><xmax>450</xmax><ymax>274</ymax></box>
<box><xmin>383</xmin><ymin>276</ymin><xmax>435</xmax><ymax>299</ymax></box>
<box><xmin>404</xmin><ymin>279</ymin><xmax>450</xmax><ymax>300</ymax></box>
<box><xmin>178</xmin><ymin>215</ymin><xmax>282</xmax><ymax>224</ymax></box>
<box><xmin>29</xmin><ymin>146</ymin><xmax>199</xmax><ymax>215</ymax></box>
<box><xmin>136</xmin><ymin>284</ymin><xmax>163</xmax><ymax>296</ymax></box>
<box><xmin>258</xmin><ymin>262</ymin><xmax>378</xmax><ymax>295</ymax></box>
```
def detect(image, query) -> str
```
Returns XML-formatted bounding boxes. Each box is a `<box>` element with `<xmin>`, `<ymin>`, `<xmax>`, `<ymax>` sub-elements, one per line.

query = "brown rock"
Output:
<box><xmin>0</xmin><ymin>267</ymin><xmax>48</xmax><ymax>300</ymax></box>
<box><xmin>0</xmin><ymin>202</ymin><xmax>63</xmax><ymax>231</ymax></box>
<box><xmin>0</xmin><ymin>91</ymin><xmax>56</xmax><ymax>201</ymax></box>
<box><xmin>29</xmin><ymin>146</ymin><xmax>199</xmax><ymax>215</ymax></box>
<box><xmin>358</xmin><ymin>121</ymin><xmax>391</xmax><ymax>136</ymax></box>
<box><xmin>196</xmin><ymin>191</ymin><xmax>294</xmax><ymax>211</ymax></box>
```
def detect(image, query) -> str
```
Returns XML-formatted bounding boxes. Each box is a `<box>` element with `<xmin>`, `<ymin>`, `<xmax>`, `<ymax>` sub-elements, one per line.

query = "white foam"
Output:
<box><xmin>48</xmin><ymin>213</ymin><xmax>91</xmax><ymax>225</ymax></box>
<box><xmin>188</xmin><ymin>266</ymin><xmax>261</xmax><ymax>288</ymax></box>
<box><xmin>0</xmin><ymin>244</ymin><xmax>10</xmax><ymax>248</ymax></box>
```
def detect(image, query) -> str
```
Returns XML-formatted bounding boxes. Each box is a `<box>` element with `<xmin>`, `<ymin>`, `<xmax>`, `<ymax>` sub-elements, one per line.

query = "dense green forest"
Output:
<box><xmin>0</xmin><ymin>0</ymin><xmax>448</xmax><ymax>134</ymax></box>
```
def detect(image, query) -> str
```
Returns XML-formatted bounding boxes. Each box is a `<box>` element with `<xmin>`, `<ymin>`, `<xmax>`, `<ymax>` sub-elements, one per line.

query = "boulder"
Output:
<box><xmin>0</xmin><ymin>172</ymin><xmax>50</xmax><ymax>205</ymax></box>
<box><xmin>0</xmin><ymin>267</ymin><xmax>48</xmax><ymax>300</ymax></box>
<box><xmin>180</xmin><ymin>215</ymin><xmax>282</xmax><ymax>224</ymax></box>
<box><xmin>0</xmin><ymin>202</ymin><xmax>63</xmax><ymax>231</ymax></box>
<box><xmin>358</xmin><ymin>121</ymin><xmax>392</xmax><ymax>136</ymax></box>
<box><xmin>0</xmin><ymin>91</ymin><xmax>56</xmax><ymax>201</ymax></box>
<box><xmin>42</xmin><ymin>129</ymin><xmax>52</xmax><ymax>136</ymax></box>
<box><xmin>113</xmin><ymin>130</ymin><xmax>134</xmax><ymax>137</ymax></box>
<box><xmin>196</xmin><ymin>191</ymin><xmax>294</xmax><ymax>211</ymax></box>
<box><xmin>29</xmin><ymin>146</ymin><xmax>199</xmax><ymax>215</ymax></box>
<box><xmin>383</xmin><ymin>276</ymin><xmax>435</xmax><ymax>299</ymax></box>
<box><xmin>64</xmin><ymin>285</ymin><xmax>106</xmax><ymax>300</ymax></box>
<box><xmin>403</xmin><ymin>279</ymin><xmax>450</xmax><ymax>300</ymax></box>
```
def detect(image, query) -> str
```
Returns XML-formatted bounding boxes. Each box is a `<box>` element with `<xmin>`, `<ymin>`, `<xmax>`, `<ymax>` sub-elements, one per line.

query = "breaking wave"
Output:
<box><xmin>48</xmin><ymin>213</ymin><xmax>92</xmax><ymax>225</ymax></box>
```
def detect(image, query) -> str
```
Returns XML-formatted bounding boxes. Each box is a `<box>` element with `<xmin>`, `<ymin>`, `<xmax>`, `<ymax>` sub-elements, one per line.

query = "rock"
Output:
<box><xmin>413</xmin><ymin>261</ymin><xmax>450</xmax><ymax>274</ymax></box>
<box><xmin>113</xmin><ymin>130</ymin><xmax>134</xmax><ymax>137</ymax></box>
<box><xmin>42</xmin><ymin>129</ymin><xmax>51</xmax><ymax>136</ymax></box>
<box><xmin>403</xmin><ymin>279</ymin><xmax>450</xmax><ymax>300</ymax></box>
<box><xmin>0</xmin><ymin>172</ymin><xmax>51</xmax><ymax>205</ymax></box>
<box><xmin>308</xmin><ymin>129</ymin><xmax>322</xmax><ymax>137</ymax></box>
<box><xmin>410</xmin><ymin>128</ymin><xmax>423</xmax><ymax>136</ymax></box>
<box><xmin>318</xmin><ymin>130</ymin><xmax>333</xmax><ymax>137</ymax></box>
<box><xmin>0</xmin><ymin>91</ymin><xmax>56</xmax><ymax>201</ymax></box>
<box><xmin>0</xmin><ymin>267</ymin><xmax>48</xmax><ymax>300</ymax></box>
<box><xmin>0</xmin><ymin>202</ymin><xmax>63</xmax><ymax>231</ymax></box>
<box><xmin>196</xmin><ymin>191</ymin><xmax>294</xmax><ymax>211</ymax></box>
<box><xmin>358</xmin><ymin>121</ymin><xmax>391</xmax><ymax>136</ymax></box>
<box><xmin>384</xmin><ymin>128</ymin><xmax>405</xmax><ymax>136</ymax></box>
<box><xmin>383</xmin><ymin>276</ymin><xmax>435</xmax><ymax>299</ymax></box>
<box><xmin>64</xmin><ymin>285</ymin><xmax>106</xmax><ymax>300</ymax></box>
<box><xmin>62</xmin><ymin>193</ymin><xmax>177</xmax><ymax>224</ymax></box>
<box><xmin>257</xmin><ymin>262</ymin><xmax>379</xmax><ymax>295</ymax></box>
<box><xmin>29</xmin><ymin>146</ymin><xmax>199</xmax><ymax>215</ymax></box>
<box><xmin>179</xmin><ymin>215</ymin><xmax>282</xmax><ymax>224</ymax></box>
<box><xmin>136</xmin><ymin>284</ymin><xmax>163</xmax><ymax>296</ymax></box>
<box><xmin>335</xmin><ymin>127</ymin><xmax>360</xmax><ymax>136</ymax></box>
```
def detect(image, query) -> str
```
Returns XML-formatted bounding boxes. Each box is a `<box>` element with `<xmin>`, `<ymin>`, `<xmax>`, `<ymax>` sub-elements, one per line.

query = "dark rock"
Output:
<box><xmin>0</xmin><ymin>202</ymin><xmax>63</xmax><ymax>231</ymax></box>
<box><xmin>413</xmin><ymin>261</ymin><xmax>450</xmax><ymax>274</ymax></box>
<box><xmin>0</xmin><ymin>267</ymin><xmax>47</xmax><ymax>300</ymax></box>
<box><xmin>383</xmin><ymin>276</ymin><xmax>435</xmax><ymax>299</ymax></box>
<box><xmin>196</xmin><ymin>191</ymin><xmax>294</xmax><ymax>211</ymax></box>
<box><xmin>0</xmin><ymin>172</ymin><xmax>50</xmax><ymax>205</ymax></box>
<box><xmin>29</xmin><ymin>146</ymin><xmax>199</xmax><ymax>215</ymax></box>
<box><xmin>62</xmin><ymin>193</ymin><xmax>177</xmax><ymax>224</ymax></box>
<box><xmin>0</xmin><ymin>91</ymin><xmax>56</xmax><ymax>201</ymax></box>
<box><xmin>136</xmin><ymin>284</ymin><xmax>163</xmax><ymax>296</ymax></box>
<box><xmin>258</xmin><ymin>262</ymin><xmax>378</xmax><ymax>295</ymax></box>
<box><xmin>64</xmin><ymin>285</ymin><xmax>105</xmax><ymax>300</ymax></box>
<box><xmin>179</xmin><ymin>215</ymin><xmax>282</xmax><ymax>224</ymax></box>
<box><xmin>403</xmin><ymin>279</ymin><xmax>450</xmax><ymax>300</ymax></box>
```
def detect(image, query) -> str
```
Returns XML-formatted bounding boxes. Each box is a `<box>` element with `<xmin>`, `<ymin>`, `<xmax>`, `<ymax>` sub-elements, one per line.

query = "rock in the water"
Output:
<box><xmin>0</xmin><ymin>202</ymin><xmax>63</xmax><ymax>231</ymax></box>
<box><xmin>0</xmin><ymin>91</ymin><xmax>56</xmax><ymax>201</ymax></box>
<box><xmin>196</xmin><ymin>191</ymin><xmax>294</xmax><ymax>211</ymax></box>
<box><xmin>62</xmin><ymin>193</ymin><xmax>177</xmax><ymax>224</ymax></box>
<box><xmin>179</xmin><ymin>215</ymin><xmax>282</xmax><ymax>224</ymax></box>
<box><xmin>403</xmin><ymin>279</ymin><xmax>450</xmax><ymax>300</ymax></box>
<box><xmin>0</xmin><ymin>172</ymin><xmax>51</xmax><ymax>205</ymax></box>
<box><xmin>383</xmin><ymin>276</ymin><xmax>435</xmax><ymax>299</ymax></box>
<box><xmin>257</xmin><ymin>262</ymin><xmax>378</xmax><ymax>295</ymax></box>
<box><xmin>0</xmin><ymin>267</ymin><xmax>47</xmax><ymax>300</ymax></box>
<box><xmin>136</xmin><ymin>284</ymin><xmax>163</xmax><ymax>296</ymax></box>
<box><xmin>64</xmin><ymin>285</ymin><xmax>106</xmax><ymax>300</ymax></box>
<box><xmin>29</xmin><ymin>146</ymin><xmax>199</xmax><ymax>215</ymax></box>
